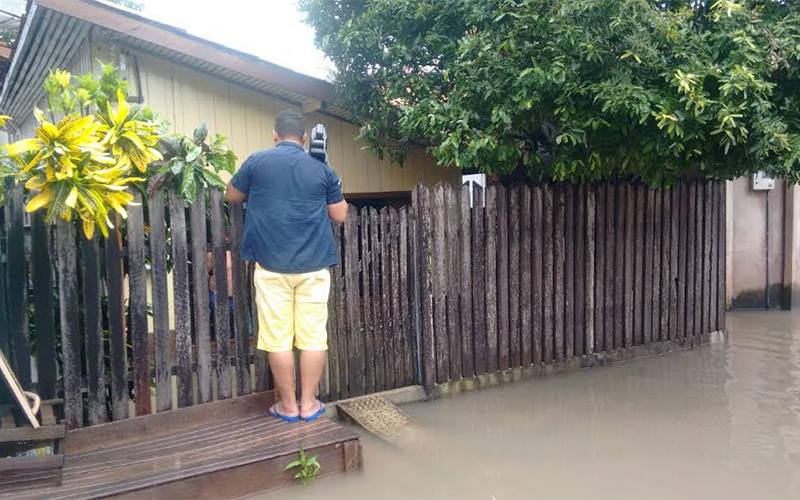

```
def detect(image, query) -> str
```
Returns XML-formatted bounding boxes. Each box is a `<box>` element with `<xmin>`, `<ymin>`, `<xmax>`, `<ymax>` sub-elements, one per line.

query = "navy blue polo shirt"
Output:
<box><xmin>230</xmin><ymin>142</ymin><xmax>343</xmax><ymax>273</ymax></box>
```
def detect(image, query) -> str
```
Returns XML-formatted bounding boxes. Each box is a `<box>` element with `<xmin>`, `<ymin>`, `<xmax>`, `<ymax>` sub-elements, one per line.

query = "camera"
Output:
<box><xmin>308</xmin><ymin>124</ymin><xmax>328</xmax><ymax>164</ymax></box>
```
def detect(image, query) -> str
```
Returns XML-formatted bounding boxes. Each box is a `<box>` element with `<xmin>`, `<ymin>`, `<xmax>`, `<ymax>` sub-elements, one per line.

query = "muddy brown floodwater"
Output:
<box><xmin>259</xmin><ymin>311</ymin><xmax>800</xmax><ymax>499</ymax></box>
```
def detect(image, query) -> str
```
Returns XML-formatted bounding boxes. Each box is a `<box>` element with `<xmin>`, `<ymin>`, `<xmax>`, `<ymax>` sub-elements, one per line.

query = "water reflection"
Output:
<box><xmin>261</xmin><ymin>311</ymin><xmax>800</xmax><ymax>499</ymax></box>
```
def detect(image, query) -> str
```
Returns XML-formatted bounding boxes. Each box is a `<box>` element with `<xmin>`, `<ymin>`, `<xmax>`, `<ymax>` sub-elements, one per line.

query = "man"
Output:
<box><xmin>226</xmin><ymin>109</ymin><xmax>347</xmax><ymax>422</ymax></box>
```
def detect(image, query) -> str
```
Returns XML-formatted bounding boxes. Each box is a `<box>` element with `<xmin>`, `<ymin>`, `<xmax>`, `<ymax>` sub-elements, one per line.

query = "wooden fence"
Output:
<box><xmin>0</xmin><ymin>179</ymin><xmax>725</xmax><ymax>429</ymax></box>
<box><xmin>412</xmin><ymin>180</ymin><xmax>726</xmax><ymax>392</ymax></box>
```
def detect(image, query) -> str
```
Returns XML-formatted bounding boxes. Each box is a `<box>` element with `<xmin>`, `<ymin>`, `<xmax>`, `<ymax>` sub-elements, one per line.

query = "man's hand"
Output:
<box><xmin>327</xmin><ymin>199</ymin><xmax>348</xmax><ymax>223</ymax></box>
<box><xmin>226</xmin><ymin>182</ymin><xmax>247</xmax><ymax>203</ymax></box>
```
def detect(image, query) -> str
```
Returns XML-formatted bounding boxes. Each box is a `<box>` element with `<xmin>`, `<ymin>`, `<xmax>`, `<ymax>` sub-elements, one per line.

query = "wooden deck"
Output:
<box><xmin>0</xmin><ymin>392</ymin><xmax>362</xmax><ymax>499</ymax></box>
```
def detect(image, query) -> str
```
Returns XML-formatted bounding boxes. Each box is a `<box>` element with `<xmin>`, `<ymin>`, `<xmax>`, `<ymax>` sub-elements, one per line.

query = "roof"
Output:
<box><xmin>0</xmin><ymin>0</ymin><xmax>350</xmax><ymax>123</ymax></box>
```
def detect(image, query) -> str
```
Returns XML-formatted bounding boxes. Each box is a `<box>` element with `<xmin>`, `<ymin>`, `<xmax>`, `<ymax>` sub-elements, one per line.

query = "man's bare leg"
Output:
<box><xmin>299</xmin><ymin>350</ymin><xmax>326</xmax><ymax>418</ymax></box>
<box><xmin>268</xmin><ymin>351</ymin><xmax>299</xmax><ymax>417</ymax></box>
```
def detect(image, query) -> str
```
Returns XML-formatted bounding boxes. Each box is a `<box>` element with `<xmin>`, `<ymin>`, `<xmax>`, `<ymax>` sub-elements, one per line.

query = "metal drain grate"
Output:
<box><xmin>337</xmin><ymin>396</ymin><xmax>415</xmax><ymax>444</ymax></box>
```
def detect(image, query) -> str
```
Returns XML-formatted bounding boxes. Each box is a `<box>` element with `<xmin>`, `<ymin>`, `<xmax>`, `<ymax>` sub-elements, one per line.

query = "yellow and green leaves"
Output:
<box><xmin>96</xmin><ymin>89</ymin><xmax>163</xmax><ymax>173</ymax></box>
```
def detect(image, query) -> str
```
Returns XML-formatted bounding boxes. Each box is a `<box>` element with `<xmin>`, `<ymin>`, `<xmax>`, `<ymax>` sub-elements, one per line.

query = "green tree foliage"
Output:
<box><xmin>301</xmin><ymin>0</ymin><xmax>800</xmax><ymax>183</ymax></box>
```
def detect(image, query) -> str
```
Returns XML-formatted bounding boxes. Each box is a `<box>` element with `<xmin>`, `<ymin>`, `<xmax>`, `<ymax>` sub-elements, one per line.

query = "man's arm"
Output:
<box><xmin>226</xmin><ymin>182</ymin><xmax>247</xmax><ymax>203</ymax></box>
<box><xmin>327</xmin><ymin>199</ymin><xmax>348</xmax><ymax>223</ymax></box>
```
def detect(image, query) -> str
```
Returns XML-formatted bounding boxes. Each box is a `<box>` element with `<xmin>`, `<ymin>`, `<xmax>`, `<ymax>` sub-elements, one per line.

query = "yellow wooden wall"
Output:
<box><xmin>88</xmin><ymin>43</ymin><xmax>459</xmax><ymax>194</ymax></box>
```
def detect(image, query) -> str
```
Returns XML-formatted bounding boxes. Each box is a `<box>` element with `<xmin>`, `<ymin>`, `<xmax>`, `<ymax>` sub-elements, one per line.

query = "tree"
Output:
<box><xmin>301</xmin><ymin>0</ymin><xmax>800</xmax><ymax>183</ymax></box>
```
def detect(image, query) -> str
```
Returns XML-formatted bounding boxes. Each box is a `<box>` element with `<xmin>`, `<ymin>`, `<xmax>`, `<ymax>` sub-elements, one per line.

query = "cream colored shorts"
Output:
<box><xmin>253</xmin><ymin>266</ymin><xmax>331</xmax><ymax>352</ymax></box>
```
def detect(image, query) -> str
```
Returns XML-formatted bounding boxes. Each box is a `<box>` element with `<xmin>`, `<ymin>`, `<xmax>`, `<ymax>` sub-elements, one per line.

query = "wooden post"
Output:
<box><xmin>230</xmin><ymin>202</ymin><xmax>251</xmax><ymax>396</ymax></box>
<box><xmin>624</xmin><ymin>184</ymin><xmax>635</xmax><ymax>349</ymax></box>
<box><xmin>369</xmin><ymin>208</ymin><xmax>384</xmax><ymax>392</ymax></box>
<box><xmin>168</xmin><ymin>193</ymin><xmax>193</xmax><ymax>407</ymax></box>
<box><xmin>509</xmin><ymin>185</ymin><xmax>521</xmax><ymax>368</ymax></box>
<box><xmin>344</xmin><ymin>205</ymin><xmax>364</xmax><ymax>396</ymax></box>
<box><xmin>575</xmin><ymin>184</ymin><xmax>586</xmax><ymax>357</ymax></box>
<box><xmin>4</xmin><ymin>181</ymin><xmax>30</xmax><ymax>387</ymax></box>
<box><xmin>190</xmin><ymin>187</ymin><xmax>212</xmax><ymax>404</ymax></box>
<box><xmin>380</xmin><ymin>207</ymin><xmax>394</xmax><ymax>389</ymax></box>
<box><xmin>554</xmin><ymin>185</ymin><xmax>566</xmax><ymax>362</ymax></box>
<box><xmin>105</xmin><ymin>216</ymin><xmax>129</xmax><ymax>420</ymax></box>
<box><xmin>210</xmin><ymin>189</ymin><xmax>232</xmax><ymax>400</ymax></box>
<box><xmin>30</xmin><ymin>214</ymin><xmax>56</xmax><ymax>400</ymax></box>
<box><xmin>564</xmin><ymin>184</ymin><xmax>575</xmax><ymax>359</ymax></box>
<box><xmin>520</xmin><ymin>185</ymin><xmax>533</xmax><ymax>366</ymax></box>
<box><xmin>605</xmin><ymin>184</ymin><xmax>616</xmax><ymax>353</ymax></box>
<box><xmin>669</xmin><ymin>186</ymin><xmax>679</xmax><ymax>342</ymax></box>
<box><xmin>718</xmin><ymin>181</ymin><xmax>726</xmax><ymax>331</ymax></box>
<box><xmin>432</xmin><ymin>185</ymin><xmax>448</xmax><ymax>382</ymax></box>
<box><xmin>82</xmin><ymin>232</ymin><xmax>108</xmax><ymax>424</ymax></box>
<box><xmin>459</xmin><ymin>184</ymin><xmax>475</xmax><ymax>376</ymax></box>
<box><xmin>703</xmin><ymin>181</ymin><xmax>713</xmax><ymax>336</ymax></box>
<box><xmin>643</xmin><ymin>186</ymin><xmax>656</xmax><ymax>345</ymax></box>
<box><xmin>445</xmin><ymin>185</ymin><xmax>462</xmax><ymax>380</ymax></box>
<box><xmin>128</xmin><ymin>195</ymin><xmax>151</xmax><ymax>415</ymax></box>
<box><xmin>542</xmin><ymin>185</ymin><xmax>555</xmax><ymax>363</ymax></box>
<box><xmin>55</xmin><ymin>219</ymin><xmax>81</xmax><ymax>428</ymax></box>
<box><xmin>148</xmin><ymin>188</ymin><xmax>172</xmax><ymax>412</ymax></box>
<box><xmin>634</xmin><ymin>184</ymin><xmax>647</xmax><ymax>346</ymax></box>
<box><xmin>390</xmin><ymin>208</ymin><xmax>404</xmax><ymax>387</ymax></box>
<box><xmin>486</xmin><ymin>185</ymin><xmax>499</xmax><ymax>372</ymax></box>
<box><xmin>594</xmin><ymin>184</ymin><xmax>607</xmax><ymax>353</ymax></box>
<box><xmin>585</xmin><ymin>186</ymin><xmax>596</xmax><ymax>355</ymax></box>
<box><xmin>496</xmin><ymin>185</ymin><xmax>510</xmax><ymax>371</ymax></box>
<box><xmin>360</xmin><ymin>208</ymin><xmax>375</xmax><ymax>394</ymax></box>
<box><xmin>416</xmin><ymin>185</ymin><xmax>436</xmax><ymax>394</ymax></box>
<box><xmin>472</xmin><ymin>185</ymin><xmax>487</xmax><ymax>375</ymax></box>
<box><xmin>399</xmin><ymin>207</ymin><xmax>413</xmax><ymax>385</ymax></box>
<box><xmin>676</xmin><ymin>182</ymin><xmax>688</xmax><ymax>344</ymax></box>
<box><xmin>531</xmin><ymin>186</ymin><xmax>544</xmax><ymax>364</ymax></box>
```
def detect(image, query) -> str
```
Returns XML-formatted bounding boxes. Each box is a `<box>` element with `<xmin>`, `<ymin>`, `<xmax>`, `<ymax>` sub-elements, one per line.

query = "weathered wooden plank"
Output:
<box><xmin>168</xmin><ymin>194</ymin><xmax>193</xmax><ymax>407</ymax></box>
<box><xmin>334</xmin><ymin>221</ymin><xmax>349</xmax><ymax>398</ymax></box>
<box><xmin>344</xmin><ymin>205</ymin><xmax>364</xmax><ymax>396</ymax></box>
<box><xmin>485</xmin><ymin>185</ymin><xmax>499</xmax><ymax>372</ymax></box>
<box><xmin>626</xmin><ymin>184</ymin><xmax>637</xmax><ymax>349</ymax></box>
<box><xmin>542</xmin><ymin>185</ymin><xmax>555</xmax><ymax>363</ymax></box>
<box><xmin>508</xmin><ymin>185</ymin><xmax>521</xmax><ymax>368</ymax></box>
<box><xmin>496</xmin><ymin>184</ymin><xmax>510</xmax><ymax>371</ymax></box>
<box><xmin>575</xmin><ymin>184</ymin><xmax>586</xmax><ymax>357</ymax></box>
<box><xmin>634</xmin><ymin>184</ymin><xmax>646</xmax><ymax>346</ymax></box>
<box><xmin>604</xmin><ymin>184</ymin><xmax>615</xmax><ymax>353</ymax></box>
<box><xmin>380</xmin><ymin>207</ymin><xmax>395</xmax><ymax>389</ymax></box>
<box><xmin>585</xmin><ymin>186</ymin><xmax>596</xmax><ymax>355</ymax></box>
<box><xmin>82</xmin><ymin>232</ymin><xmax>108</xmax><ymax>424</ymax></box>
<box><xmin>55</xmin><ymin>219</ymin><xmax>81</xmax><ymax>429</ymax></box>
<box><xmin>676</xmin><ymin>183</ymin><xmax>688</xmax><ymax>343</ymax></box>
<box><xmin>651</xmin><ymin>186</ymin><xmax>663</xmax><ymax>342</ymax></box>
<box><xmin>0</xmin><ymin>203</ymin><xmax>8</xmax><ymax>377</ymax></box>
<box><xmin>30</xmin><ymin>214</ymin><xmax>56</xmax><ymax>400</ymax></box>
<box><xmin>531</xmin><ymin>186</ymin><xmax>544</xmax><ymax>364</ymax></box>
<box><xmin>390</xmin><ymin>207</ymin><xmax>404</xmax><ymax>388</ymax></box>
<box><xmin>445</xmin><ymin>185</ymin><xmax>462</xmax><ymax>380</ymax></box>
<box><xmin>369</xmin><ymin>208</ymin><xmax>385</xmax><ymax>392</ymax></box>
<box><xmin>644</xmin><ymin>185</ymin><xmax>655</xmax><ymax>345</ymax></box>
<box><xmin>520</xmin><ymin>185</ymin><xmax>533</xmax><ymax>366</ymax></box>
<box><xmin>190</xmin><ymin>186</ymin><xmax>212</xmax><ymax>404</ymax></box>
<box><xmin>230</xmin><ymin>202</ymin><xmax>250</xmax><ymax>397</ymax></box>
<box><xmin>148</xmin><ymin>188</ymin><xmax>172</xmax><ymax>413</ymax></box>
<box><xmin>416</xmin><ymin>186</ymin><xmax>436</xmax><ymax>394</ymax></box>
<box><xmin>660</xmin><ymin>187</ymin><xmax>671</xmax><ymax>342</ymax></box>
<box><xmin>326</xmin><ymin>227</ymin><xmax>341</xmax><ymax>401</ymax></box>
<box><xmin>554</xmin><ymin>185</ymin><xmax>566</xmax><ymax>362</ymax></box>
<box><xmin>105</xmin><ymin>219</ymin><xmax>129</xmax><ymax>420</ymax></box>
<box><xmin>594</xmin><ymin>185</ymin><xmax>606</xmax><ymax>354</ymax></box>
<box><xmin>685</xmin><ymin>183</ymin><xmax>697</xmax><ymax>343</ymax></box>
<box><xmin>432</xmin><ymin>186</ymin><xmax>449</xmax><ymax>382</ymax></box>
<box><xmin>564</xmin><ymin>184</ymin><xmax>575</xmax><ymax>359</ymax></box>
<box><xmin>128</xmin><ymin>197</ymin><xmax>151</xmax><ymax>415</ymax></box>
<box><xmin>399</xmin><ymin>206</ymin><xmax>413</xmax><ymax>386</ymax></box>
<box><xmin>210</xmin><ymin>189</ymin><xmax>232</xmax><ymax>400</ymax></box>
<box><xmin>718</xmin><ymin>181</ymin><xmax>726</xmax><ymax>331</ymax></box>
<box><xmin>359</xmin><ymin>209</ymin><xmax>375</xmax><ymax>394</ymax></box>
<box><xmin>669</xmin><ymin>186</ymin><xmax>679</xmax><ymax>342</ymax></box>
<box><xmin>614</xmin><ymin>184</ymin><xmax>625</xmax><ymax>351</ymax></box>
<box><xmin>708</xmin><ymin>183</ymin><xmax>718</xmax><ymax>333</ymax></box>
<box><xmin>4</xmin><ymin>181</ymin><xmax>30</xmax><ymax>388</ymax></box>
<box><xmin>703</xmin><ymin>181</ymin><xmax>713</xmax><ymax>336</ymax></box>
<box><xmin>472</xmin><ymin>185</ymin><xmax>487</xmax><ymax>375</ymax></box>
<box><xmin>693</xmin><ymin>182</ymin><xmax>703</xmax><ymax>341</ymax></box>
<box><xmin>460</xmin><ymin>184</ymin><xmax>475</xmax><ymax>376</ymax></box>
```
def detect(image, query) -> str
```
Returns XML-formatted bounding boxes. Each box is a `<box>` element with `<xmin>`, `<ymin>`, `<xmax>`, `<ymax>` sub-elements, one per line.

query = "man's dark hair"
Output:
<box><xmin>274</xmin><ymin>110</ymin><xmax>305</xmax><ymax>140</ymax></box>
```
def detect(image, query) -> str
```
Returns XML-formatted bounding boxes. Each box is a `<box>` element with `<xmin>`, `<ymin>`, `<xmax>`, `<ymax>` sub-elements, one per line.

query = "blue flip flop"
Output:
<box><xmin>301</xmin><ymin>400</ymin><xmax>327</xmax><ymax>422</ymax></box>
<box><xmin>270</xmin><ymin>403</ymin><xmax>300</xmax><ymax>423</ymax></box>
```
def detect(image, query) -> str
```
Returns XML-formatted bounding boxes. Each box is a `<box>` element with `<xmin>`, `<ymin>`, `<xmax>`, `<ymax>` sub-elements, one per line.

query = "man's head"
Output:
<box><xmin>273</xmin><ymin>109</ymin><xmax>307</xmax><ymax>145</ymax></box>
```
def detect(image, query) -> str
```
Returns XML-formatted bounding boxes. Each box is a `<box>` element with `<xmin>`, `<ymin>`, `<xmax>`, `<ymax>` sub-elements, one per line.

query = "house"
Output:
<box><xmin>0</xmin><ymin>0</ymin><xmax>459</xmax><ymax>205</ymax></box>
